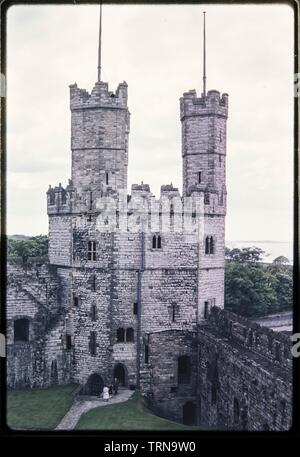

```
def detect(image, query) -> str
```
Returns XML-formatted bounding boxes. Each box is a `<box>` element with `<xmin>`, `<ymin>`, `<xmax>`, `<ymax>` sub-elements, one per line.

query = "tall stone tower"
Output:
<box><xmin>180</xmin><ymin>88</ymin><xmax>229</xmax><ymax>318</ymax></box>
<box><xmin>70</xmin><ymin>81</ymin><xmax>130</xmax><ymax>194</ymax></box>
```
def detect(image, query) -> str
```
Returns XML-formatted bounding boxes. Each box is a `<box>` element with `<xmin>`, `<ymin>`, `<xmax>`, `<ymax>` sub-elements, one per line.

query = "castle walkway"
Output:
<box><xmin>55</xmin><ymin>388</ymin><xmax>134</xmax><ymax>430</ymax></box>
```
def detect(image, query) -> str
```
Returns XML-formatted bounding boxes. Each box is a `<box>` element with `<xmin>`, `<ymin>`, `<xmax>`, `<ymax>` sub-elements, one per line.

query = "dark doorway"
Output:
<box><xmin>114</xmin><ymin>364</ymin><xmax>127</xmax><ymax>387</ymax></box>
<box><xmin>86</xmin><ymin>373</ymin><xmax>104</xmax><ymax>396</ymax></box>
<box><xmin>14</xmin><ymin>318</ymin><xmax>30</xmax><ymax>342</ymax></box>
<box><xmin>182</xmin><ymin>402</ymin><xmax>196</xmax><ymax>425</ymax></box>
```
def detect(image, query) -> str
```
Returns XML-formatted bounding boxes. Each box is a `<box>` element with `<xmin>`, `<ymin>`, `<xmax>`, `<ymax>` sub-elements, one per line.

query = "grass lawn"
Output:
<box><xmin>76</xmin><ymin>392</ymin><xmax>202</xmax><ymax>430</ymax></box>
<box><xmin>7</xmin><ymin>384</ymin><xmax>78</xmax><ymax>430</ymax></box>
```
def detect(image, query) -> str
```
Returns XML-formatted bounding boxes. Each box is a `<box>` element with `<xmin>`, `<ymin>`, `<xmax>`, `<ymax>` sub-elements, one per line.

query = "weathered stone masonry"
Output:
<box><xmin>6</xmin><ymin>77</ymin><xmax>292</xmax><ymax>430</ymax></box>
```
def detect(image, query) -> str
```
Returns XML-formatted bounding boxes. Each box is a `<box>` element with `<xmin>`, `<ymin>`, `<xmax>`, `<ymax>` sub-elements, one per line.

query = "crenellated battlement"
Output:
<box><xmin>69</xmin><ymin>81</ymin><xmax>128</xmax><ymax>110</ymax></box>
<box><xmin>180</xmin><ymin>89</ymin><xmax>228</xmax><ymax>120</ymax></box>
<box><xmin>47</xmin><ymin>180</ymin><xmax>75</xmax><ymax>214</ymax></box>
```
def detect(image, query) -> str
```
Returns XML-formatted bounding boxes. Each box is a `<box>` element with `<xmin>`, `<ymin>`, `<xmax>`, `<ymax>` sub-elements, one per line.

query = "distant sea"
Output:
<box><xmin>226</xmin><ymin>241</ymin><xmax>293</xmax><ymax>264</ymax></box>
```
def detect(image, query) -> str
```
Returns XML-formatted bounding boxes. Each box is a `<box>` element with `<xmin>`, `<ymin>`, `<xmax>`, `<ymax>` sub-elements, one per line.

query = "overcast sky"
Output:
<box><xmin>6</xmin><ymin>3</ymin><xmax>294</xmax><ymax>241</ymax></box>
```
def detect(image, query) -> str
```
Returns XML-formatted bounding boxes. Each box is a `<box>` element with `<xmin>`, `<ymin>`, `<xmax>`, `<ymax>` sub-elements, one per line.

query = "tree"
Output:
<box><xmin>273</xmin><ymin>256</ymin><xmax>290</xmax><ymax>265</ymax></box>
<box><xmin>7</xmin><ymin>235</ymin><xmax>48</xmax><ymax>260</ymax></box>
<box><xmin>225</xmin><ymin>262</ymin><xmax>277</xmax><ymax>317</ymax></box>
<box><xmin>225</xmin><ymin>247</ymin><xmax>293</xmax><ymax>318</ymax></box>
<box><xmin>225</xmin><ymin>246</ymin><xmax>265</xmax><ymax>264</ymax></box>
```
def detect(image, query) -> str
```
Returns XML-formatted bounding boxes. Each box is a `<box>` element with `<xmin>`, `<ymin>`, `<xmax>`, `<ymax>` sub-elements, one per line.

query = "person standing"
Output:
<box><xmin>103</xmin><ymin>385</ymin><xmax>109</xmax><ymax>402</ymax></box>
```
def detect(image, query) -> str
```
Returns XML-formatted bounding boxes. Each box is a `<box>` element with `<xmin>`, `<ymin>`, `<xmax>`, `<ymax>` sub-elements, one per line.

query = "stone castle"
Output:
<box><xmin>7</xmin><ymin>37</ymin><xmax>292</xmax><ymax>430</ymax></box>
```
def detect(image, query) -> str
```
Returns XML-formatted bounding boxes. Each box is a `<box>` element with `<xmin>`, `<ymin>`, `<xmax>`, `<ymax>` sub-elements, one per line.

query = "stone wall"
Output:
<box><xmin>197</xmin><ymin>308</ymin><xmax>292</xmax><ymax>430</ymax></box>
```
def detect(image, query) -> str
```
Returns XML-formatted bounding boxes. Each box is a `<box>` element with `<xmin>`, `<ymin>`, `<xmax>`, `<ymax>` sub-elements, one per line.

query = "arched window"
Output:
<box><xmin>198</xmin><ymin>171</ymin><xmax>202</xmax><ymax>184</ymax></box>
<box><xmin>205</xmin><ymin>236</ymin><xmax>210</xmax><ymax>254</ymax></box>
<box><xmin>157</xmin><ymin>235</ymin><xmax>162</xmax><ymax>249</ymax></box>
<box><xmin>178</xmin><ymin>355</ymin><xmax>191</xmax><ymax>384</ymax></box>
<box><xmin>14</xmin><ymin>318</ymin><xmax>29</xmax><ymax>342</ymax></box>
<box><xmin>117</xmin><ymin>328</ymin><xmax>125</xmax><ymax>343</ymax></box>
<box><xmin>105</xmin><ymin>172</ymin><xmax>109</xmax><ymax>185</ymax></box>
<box><xmin>126</xmin><ymin>328</ymin><xmax>134</xmax><ymax>343</ymax></box>
<box><xmin>152</xmin><ymin>235</ymin><xmax>157</xmax><ymax>249</ymax></box>
<box><xmin>152</xmin><ymin>235</ymin><xmax>162</xmax><ymax>249</ymax></box>
<box><xmin>233</xmin><ymin>398</ymin><xmax>240</xmax><ymax>424</ymax></box>
<box><xmin>205</xmin><ymin>236</ymin><xmax>215</xmax><ymax>255</ymax></box>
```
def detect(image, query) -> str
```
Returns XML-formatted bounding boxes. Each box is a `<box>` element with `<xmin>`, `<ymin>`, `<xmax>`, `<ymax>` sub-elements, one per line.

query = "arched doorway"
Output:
<box><xmin>113</xmin><ymin>363</ymin><xmax>127</xmax><ymax>387</ymax></box>
<box><xmin>86</xmin><ymin>373</ymin><xmax>104</xmax><ymax>396</ymax></box>
<box><xmin>182</xmin><ymin>402</ymin><xmax>196</xmax><ymax>425</ymax></box>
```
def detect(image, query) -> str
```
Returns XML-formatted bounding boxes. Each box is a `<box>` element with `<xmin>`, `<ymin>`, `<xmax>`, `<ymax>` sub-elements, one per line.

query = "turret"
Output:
<box><xmin>70</xmin><ymin>81</ymin><xmax>130</xmax><ymax>194</ymax></box>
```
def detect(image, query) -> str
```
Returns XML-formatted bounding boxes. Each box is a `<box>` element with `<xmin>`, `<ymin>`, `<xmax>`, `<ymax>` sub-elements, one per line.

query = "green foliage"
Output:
<box><xmin>225</xmin><ymin>246</ymin><xmax>266</xmax><ymax>263</ymax></box>
<box><xmin>7</xmin><ymin>384</ymin><xmax>78</xmax><ymax>430</ymax></box>
<box><xmin>225</xmin><ymin>247</ymin><xmax>293</xmax><ymax>318</ymax></box>
<box><xmin>273</xmin><ymin>255</ymin><xmax>290</xmax><ymax>265</ymax></box>
<box><xmin>7</xmin><ymin>235</ymin><xmax>48</xmax><ymax>259</ymax></box>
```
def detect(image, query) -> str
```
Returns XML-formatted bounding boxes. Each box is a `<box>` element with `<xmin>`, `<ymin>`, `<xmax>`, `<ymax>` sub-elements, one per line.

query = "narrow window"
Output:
<box><xmin>61</xmin><ymin>191</ymin><xmax>67</xmax><ymax>204</ymax></box>
<box><xmin>91</xmin><ymin>274</ymin><xmax>96</xmax><ymax>291</ymax></box>
<box><xmin>14</xmin><ymin>319</ymin><xmax>30</xmax><ymax>342</ymax></box>
<box><xmin>133</xmin><ymin>302</ymin><xmax>138</xmax><ymax>315</ymax></box>
<box><xmin>204</xmin><ymin>192</ymin><xmax>210</xmax><ymax>205</ymax></box>
<box><xmin>117</xmin><ymin>328</ymin><xmax>125</xmax><ymax>343</ymax></box>
<box><xmin>170</xmin><ymin>203</ymin><xmax>174</xmax><ymax>215</ymax></box>
<box><xmin>91</xmin><ymin>304</ymin><xmax>97</xmax><ymax>322</ymax></box>
<box><xmin>205</xmin><ymin>236</ymin><xmax>210</xmax><ymax>254</ymax></box>
<box><xmin>233</xmin><ymin>398</ymin><xmax>240</xmax><ymax>424</ymax></box>
<box><xmin>192</xmin><ymin>211</ymin><xmax>196</xmax><ymax>218</ymax></box>
<box><xmin>145</xmin><ymin>344</ymin><xmax>149</xmax><ymax>364</ymax></box>
<box><xmin>88</xmin><ymin>241</ymin><xmax>97</xmax><ymax>261</ymax></box>
<box><xmin>152</xmin><ymin>235</ymin><xmax>157</xmax><ymax>249</ymax></box>
<box><xmin>210</xmin><ymin>236</ymin><xmax>215</xmax><ymax>254</ymax></box>
<box><xmin>157</xmin><ymin>235</ymin><xmax>162</xmax><ymax>249</ymax></box>
<box><xmin>178</xmin><ymin>356</ymin><xmax>191</xmax><ymax>384</ymax></box>
<box><xmin>89</xmin><ymin>191</ymin><xmax>93</xmax><ymax>210</ymax></box>
<box><xmin>126</xmin><ymin>328</ymin><xmax>134</xmax><ymax>343</ymax></box>
<box><xmin>198</xmin><ymin>171</ymin><xmax>202</xmax><ymax>184</ymax></box>
<box><xmin>105</xmin><ymin>172</ymin><xmax>109</xmax><ymax>185</ymax></box>
<box><xmin>66</xmin><ymin>334</ymin><xmax>72</xmax><ymax>350</ymax></box>
<box><xmin>204</xmin><ymin>301</ymin><xmax>209</xmax><ymax>319</ymax></box>
<box><xmin>87</xmin><ymin>215</ymin><xmax>92</xmax><ymax>223</ymax></box>
<box><xmin>89</xmin><ymin>331</ymin><xmax>97</xmax><ymax>356</ymax></box>
<box><xmin>172</xmin><ymin>305</ymin><xmax>176</xmax><ymax>322</ymax></box>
